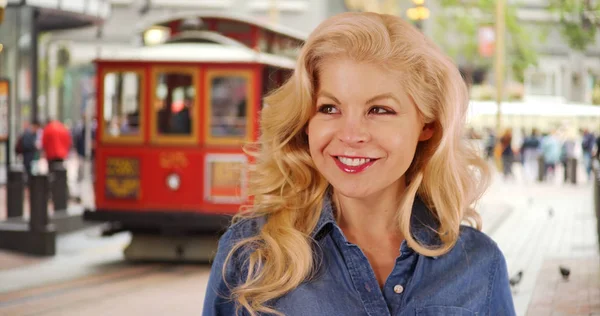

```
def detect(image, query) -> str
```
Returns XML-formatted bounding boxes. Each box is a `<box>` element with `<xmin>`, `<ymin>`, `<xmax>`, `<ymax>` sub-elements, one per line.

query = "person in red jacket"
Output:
<box><xmin>42</xmin><ymin>119</ymin><xmax>72</xmax><ymax>170</ymax></box>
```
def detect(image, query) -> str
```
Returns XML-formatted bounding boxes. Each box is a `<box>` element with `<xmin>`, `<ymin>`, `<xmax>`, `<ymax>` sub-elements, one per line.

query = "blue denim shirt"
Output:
<box><xmin>203</xmin><ymin>195</ymin><xmax>516</xmax><ymax>316</ymax></box>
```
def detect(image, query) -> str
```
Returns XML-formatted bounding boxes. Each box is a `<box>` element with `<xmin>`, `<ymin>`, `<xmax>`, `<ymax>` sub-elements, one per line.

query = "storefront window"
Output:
<box><xmin>103</xmin><ymin>71</ymin><xmax>142</xmax><ymax>139</ymax></box>
<box><xmin>209</xmin><ymin>75</ymin><xmax>248</xmax><ymax>139</ymax></box>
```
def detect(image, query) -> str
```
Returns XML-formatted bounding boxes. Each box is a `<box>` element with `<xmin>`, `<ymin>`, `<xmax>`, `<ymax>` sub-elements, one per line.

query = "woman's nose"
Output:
<box><xmin>336</xmin><ymin>116</ymin><xmax>371</xmax><ymax>144</ymax></box>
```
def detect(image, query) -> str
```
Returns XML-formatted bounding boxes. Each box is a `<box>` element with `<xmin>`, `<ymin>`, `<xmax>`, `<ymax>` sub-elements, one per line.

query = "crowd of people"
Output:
<box><xmin>479</xmin><ymin>126</ymin><xmax>598</xmax><ymax>183</ymax></box>
<box><xmin>14</xmin><ymin>117</ymin><xmax>96</xmax><ymax>188</ymax></box>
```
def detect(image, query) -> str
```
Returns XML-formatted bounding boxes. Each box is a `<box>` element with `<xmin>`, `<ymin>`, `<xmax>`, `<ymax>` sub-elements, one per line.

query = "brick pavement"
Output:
<box><xmin>480</xmin><ymin>163</ymin><xmax>600</xmax><ymax>316</ymax></box>
<box><xmin>526</xmin><ymin>257</ymin><xmax>600</xmax><ymax>315</ymax></box>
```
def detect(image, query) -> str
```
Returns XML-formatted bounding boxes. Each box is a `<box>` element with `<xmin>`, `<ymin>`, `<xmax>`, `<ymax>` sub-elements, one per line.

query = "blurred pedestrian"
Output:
<box><xmin>15</xmin><ymin>120</ymin><xmax>41</xmax><ymax>183</ymax></box>
<box><xmin>74</xmin><ymin>116</ymin><xmax>97</xmax><ymax>183</ymax></box>
<box><xmin>520</xmin><ymin>128</ymin><xmax>541</xmax><ymax>183</ymax></box>
<box><xmin>42</xmin><ymin>118</ymin><xmax>71</xmax><ymax>163</ymax></box>
<box><xmin>42</xmin><ymin>118</ymin><xmax>72</xmax><ymax>182</ymax></box>
<box><xmin>541</xmin><ymin>130</ymin><xmax>561</xmax><ymax>183</ymax></box>
<box><xmin>203</xmin><ymin>12</ymin><xmax>515</xmax><ymax>316</ymax></box>
<box><xmin>594</xmin><ymin>132</ymin><xmax>600</xmax><ymax>167</ymax></box>
<box><xmin>500</xmin><ymin>128</ymin><xmax>515</xmax><ymax>180</ymax></box>
<box><xmin>484</xmin><ymin>127</ymin><xmax>496</xmax><ymax>161</ymax></box>
<box><xmin>560</xmin><ymin>129</ymin><xmax>577</xmax><ymax>184</ymax></box>
<box><xmin>581</xmin><ymin>128</ymin><xmax>595</xmax><ymax>180</ymax></box>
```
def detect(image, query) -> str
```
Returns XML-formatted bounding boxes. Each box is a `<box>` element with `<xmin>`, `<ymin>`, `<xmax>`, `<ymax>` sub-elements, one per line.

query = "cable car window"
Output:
<box><xmin>103</xmin><ymin>71</ymin><xmax>141</xmax><ymax>138</ymax></box>
<box><xmin>210</xmin><ymin>76</ymin><xmax>248</xmax><ymax>138</ymax></box>
<box><xmin>155</xmin><ymin>72</ymin><xmax>194</xmax><ymax>135</ymax></box>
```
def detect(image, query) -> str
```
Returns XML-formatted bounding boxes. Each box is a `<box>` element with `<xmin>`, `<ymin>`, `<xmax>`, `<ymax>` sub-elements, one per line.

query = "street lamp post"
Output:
<box><xmin>406</xmin><ymin>0</ymin><xmax>429</xmax><ymax>31</ymax></box>
<box><xmin>494</xmin><ymin>0</ymin><xmax>505</xmax><ymax>134</ymax></box>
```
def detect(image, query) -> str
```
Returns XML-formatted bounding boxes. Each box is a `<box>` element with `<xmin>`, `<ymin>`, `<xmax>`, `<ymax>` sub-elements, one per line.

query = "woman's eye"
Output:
<box><xmin>368</xmin><ymin>106</ymin><xmax>394</xmax><ymax>115</ymax></box>
<box><xmin>317</xmin><ymin>104</ymin><xmax>339</xmax><ymax>114</ymax></box>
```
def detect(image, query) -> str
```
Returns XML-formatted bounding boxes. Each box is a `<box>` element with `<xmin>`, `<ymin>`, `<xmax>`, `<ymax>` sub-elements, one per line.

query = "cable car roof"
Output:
<box><xmin>135</xmin><ymin>12</ymin><xmax>308</xmax><ymax>41</ymax></box>
<box><xmin>96</xmin><ymin>43</ymin><xmax>297</xmax><ymax>69</ymax></box>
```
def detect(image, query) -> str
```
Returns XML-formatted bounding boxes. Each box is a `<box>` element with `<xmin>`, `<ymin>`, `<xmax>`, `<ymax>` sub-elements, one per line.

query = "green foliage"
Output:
<box><xmin>434</xmin><ymin>0</ymin><xmax>542</xmax><ymax>83</ymax></box>
<box><xmin>505</xmin><ymin>4</ymin><xmax>538</xmax><ymax>83</ymax></box>
<box><xmin>549</xmin><ymin>0</ymin><xmax>598</xmax><ymax>51</ymax></box>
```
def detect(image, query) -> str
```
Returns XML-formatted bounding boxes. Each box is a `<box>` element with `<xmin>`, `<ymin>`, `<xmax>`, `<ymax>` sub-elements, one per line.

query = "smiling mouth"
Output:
<box><xmin>336</xmin><ymin>156</ymin><xmax>376</xmax><ymax>167</ymax></box>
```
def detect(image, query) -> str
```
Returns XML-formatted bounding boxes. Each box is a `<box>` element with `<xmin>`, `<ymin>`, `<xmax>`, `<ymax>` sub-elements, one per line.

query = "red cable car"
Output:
<box><xmin>83</xmin><ymin>14</ymin><xmax>305</xmax><ymax>260</ymax></box>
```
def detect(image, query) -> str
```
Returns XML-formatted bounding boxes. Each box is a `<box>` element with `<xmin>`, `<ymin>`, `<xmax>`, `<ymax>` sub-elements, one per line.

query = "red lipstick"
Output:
<box><xmin>333</xmin><ymin>156</ymin><xmax>377</xmax><ymax>173</ymax></box>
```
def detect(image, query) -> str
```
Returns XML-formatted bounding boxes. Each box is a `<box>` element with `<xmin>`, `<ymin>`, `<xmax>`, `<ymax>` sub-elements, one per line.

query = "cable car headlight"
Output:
<box><xmin>166</xmin><ymin>173</ymin><xmax>181</xmax><ymax>191</ymax></box>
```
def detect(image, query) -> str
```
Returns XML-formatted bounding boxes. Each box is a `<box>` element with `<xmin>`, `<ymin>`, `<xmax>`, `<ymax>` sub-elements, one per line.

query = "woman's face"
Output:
<box><xmin>307</xmin><ymin>57</ymin><xmax>433</xmax><ymax>200</ymax></box>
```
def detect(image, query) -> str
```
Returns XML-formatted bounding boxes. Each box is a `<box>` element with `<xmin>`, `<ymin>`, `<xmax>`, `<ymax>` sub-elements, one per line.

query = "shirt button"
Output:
<box><xmin>393</xmin><ymin>284</ymin><xmax>404</xmax><ymax>294</ymax></box>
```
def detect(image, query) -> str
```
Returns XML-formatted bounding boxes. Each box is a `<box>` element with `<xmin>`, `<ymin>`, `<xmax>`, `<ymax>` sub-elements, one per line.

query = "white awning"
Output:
<box><xmin>468</xmin><ymin>100</ymin><xmax>600</xmax><ymax>117</ymax></box>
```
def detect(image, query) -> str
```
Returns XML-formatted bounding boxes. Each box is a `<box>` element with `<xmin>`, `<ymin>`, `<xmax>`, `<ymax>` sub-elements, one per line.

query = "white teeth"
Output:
<box><xmin>338</xmin><ymin>157</ymin><xmax>371</xmax><ymax>166</ymax></box>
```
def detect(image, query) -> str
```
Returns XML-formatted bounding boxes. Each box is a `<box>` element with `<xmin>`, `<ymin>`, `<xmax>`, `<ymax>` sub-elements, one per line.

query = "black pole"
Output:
<box><xmin>5</xmin><ymin>78</ymin><xmax>11</xmax><ymax>169</ymax></box>
<box><xmin>594</xmin><ymin>168</ymin><xmax>600</xmax><ymax>252</ymax></box>
<box><xmin>29</xmin><ymin>174</ymin><xmax>48</xmax><ymax>232</ymax></box>
<box><xmin>6</xmin><ymin>166</ymin><xmax>24</xmax><ymax>218</ymax></box>
<box><xmin>50</xmin><ymin>163</ymin><xmax>68</xmax><ymax>211</ymax></box>
<box><xmin>31</xmin><ymin>8</ymin><xmax>39</xmax><ymax>123</ymax></box>
<box><xmin>570</xmin><ymin>158</ymin><xmax>577</xmax><ymax>184</ymax></box>
<box><xmin>537</xmin><ymin>156</ymin><xmax>545</xmax><ymax>182</ymax></box>
<box><xmin>3</xmin><ymin>78</ymin><xmax>10</xmax><ymax>182</ymax></box>
<box><xmin>3</xmin><ymin>140</ymin><xmax>7</xmax><ymax>183</ymax></box>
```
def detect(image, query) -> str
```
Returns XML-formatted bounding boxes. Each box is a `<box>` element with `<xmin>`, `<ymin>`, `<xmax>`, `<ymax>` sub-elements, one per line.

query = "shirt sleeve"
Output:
<box><xmin>202</xmin><ymin>227</ymin><xmax>243</xmax><ymax>316</ymax></box>
<box><xmin>487</xmin><ymin>250</ymin><xmax>517</xmax><ymax>316</ymax></box>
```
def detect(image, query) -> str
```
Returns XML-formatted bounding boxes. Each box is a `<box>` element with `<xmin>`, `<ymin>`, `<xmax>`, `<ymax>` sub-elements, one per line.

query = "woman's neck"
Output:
<box><xmin>334</xmin><ymin>185</ymin><xmax>406</xmax><ymax>239</ymax></box>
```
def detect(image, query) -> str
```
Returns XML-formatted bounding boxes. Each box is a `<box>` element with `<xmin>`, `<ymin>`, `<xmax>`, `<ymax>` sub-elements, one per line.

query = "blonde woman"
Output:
<box><xmin>203</xmin><ymin>12</ymin><xmax>515</xmax><ymax>316</ymax></box>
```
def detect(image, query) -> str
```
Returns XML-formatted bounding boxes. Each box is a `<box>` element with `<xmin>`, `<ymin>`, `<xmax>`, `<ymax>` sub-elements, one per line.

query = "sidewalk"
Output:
<box><xmin>479</xmin><ymin>164</ymin><xmax>600</xmax><ymax>315</ymax></box>
<box><xmin>0</xmin><ymin>154</ymin><xmax>95</xmax><ymax>221</ymax></box>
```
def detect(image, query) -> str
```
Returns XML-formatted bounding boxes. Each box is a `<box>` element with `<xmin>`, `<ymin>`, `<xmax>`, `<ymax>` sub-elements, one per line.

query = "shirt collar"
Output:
<box><xmin>311</xmin><ymin>192</ymin><xmax>441</xmax><ymax>258</ymax></box>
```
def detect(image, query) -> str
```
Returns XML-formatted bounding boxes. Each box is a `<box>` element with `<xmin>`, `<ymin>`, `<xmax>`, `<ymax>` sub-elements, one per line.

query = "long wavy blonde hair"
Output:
<box><xmin>224</xmin><ymin>12</ymin><xmax>491</xmax><ymax>315</ymax></box>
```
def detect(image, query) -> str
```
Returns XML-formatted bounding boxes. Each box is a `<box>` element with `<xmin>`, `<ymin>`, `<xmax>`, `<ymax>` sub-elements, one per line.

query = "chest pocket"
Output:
<box><xmin>416</xmin><ymin>306</ymin><xmax>476</xmax><ymax>316</ymax></box>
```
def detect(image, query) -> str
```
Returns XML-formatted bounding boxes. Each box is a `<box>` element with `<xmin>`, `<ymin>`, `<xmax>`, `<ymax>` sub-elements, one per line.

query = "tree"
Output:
<box><xmin>434</xmin><ymin>0</ymin><xmax>543</xmax><ymax>84</ymax></box>
<box><xmin>550</xmin><ymin>0</ymin><xmax>599</xmax><ymax>51</ymax></box>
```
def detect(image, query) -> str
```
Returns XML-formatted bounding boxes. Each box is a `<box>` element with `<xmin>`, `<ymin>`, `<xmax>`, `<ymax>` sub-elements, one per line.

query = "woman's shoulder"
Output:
<box><xmin>210</xmin><ymin>216</ymin><xmax>266</xmax><ymax>282</ymax></box>
<box><xmin>445</xmin><ymin>225</ymin><xmax>506</xmax><ymax>272</ymax></box>
<box><xmin>431</xmin><ymin>226</ymin><xmax>509</xmax><ymax>293</ymax></box>
<box><xmin>219</xmin><ymin>216</ymin><xmax>266</xmax><ymax>246</ymax></box>
<box><xmin>456</xmin><ymin>225</ymin><xmax>503</xmax><ymax>257</ymax></box>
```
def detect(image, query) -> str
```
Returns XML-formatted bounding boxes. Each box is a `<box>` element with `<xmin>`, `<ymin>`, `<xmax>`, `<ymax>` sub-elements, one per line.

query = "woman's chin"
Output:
<box><xmin>330</xmin><ymin>183</ymin><xmax>377</xmax><ymax>200</ymax></box>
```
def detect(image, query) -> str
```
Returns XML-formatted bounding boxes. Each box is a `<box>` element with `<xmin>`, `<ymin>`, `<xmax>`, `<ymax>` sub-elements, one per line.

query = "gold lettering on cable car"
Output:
<box><xmin>159</xmin><ymin>151</ymin><xmax>189</xmax><ymax>169</ymax></box>
<box><xmin>105</xmin><ymin>157</ymin><xmax>141</xmax><ymax>199</ymax></box>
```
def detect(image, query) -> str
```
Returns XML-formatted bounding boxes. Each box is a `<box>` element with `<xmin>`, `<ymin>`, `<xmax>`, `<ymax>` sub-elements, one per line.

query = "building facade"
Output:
<box><xmin>0</xmin><ymin>0</ymin><xmax>110</xmax><ymax>177</ymax></box>
<box><xmin>422</xmin><ymin>0</ymin><xmax>600</xmax><ymax>104</ymax></box>
<box><xmin>516</xmin><ymin>0</ymin><xmax>600</xmax><ymax>105</ymax></box>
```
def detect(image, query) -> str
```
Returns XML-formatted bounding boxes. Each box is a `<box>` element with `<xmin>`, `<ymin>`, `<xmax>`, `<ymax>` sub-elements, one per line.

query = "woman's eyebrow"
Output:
<box><xmin>366</xmin><ymin>93</ymin><xmax>400</xmax><ymax>105</ymax></box>
<box><xmin>316</xmin><ymin>91</ymin><xmax>340</xmax><ymax>104</ymax></box>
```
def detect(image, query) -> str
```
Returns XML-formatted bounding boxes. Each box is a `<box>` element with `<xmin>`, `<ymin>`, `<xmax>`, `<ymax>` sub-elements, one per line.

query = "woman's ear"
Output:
<box><xmin>419</xmin><ymin>122</ymin><xmax>435</xmax><ymax>141</ymax></box>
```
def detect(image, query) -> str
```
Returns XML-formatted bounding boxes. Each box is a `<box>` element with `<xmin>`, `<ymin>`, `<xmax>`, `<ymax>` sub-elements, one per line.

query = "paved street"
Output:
<box><xmin>479</xmin><ymin>164</ymin><xmax>600</xmax><ymax>316</ymax></box>
<box><xmin>0</xmin><ymin>161</ymin><xmax>598</xmax><ymax>315</ymax></box>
